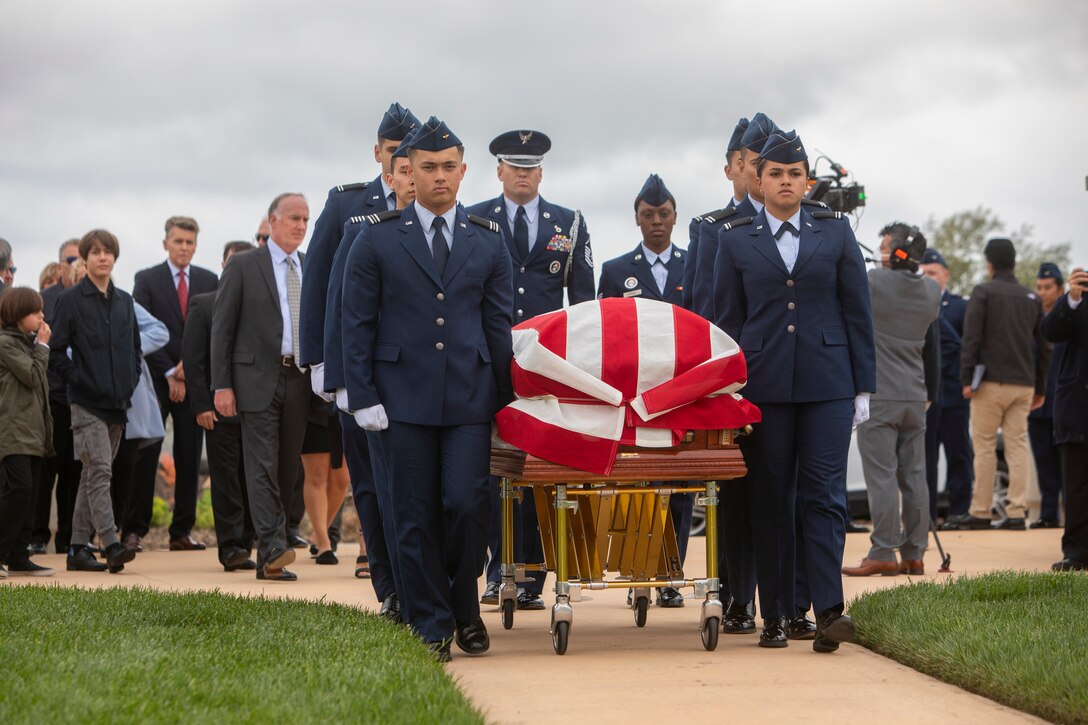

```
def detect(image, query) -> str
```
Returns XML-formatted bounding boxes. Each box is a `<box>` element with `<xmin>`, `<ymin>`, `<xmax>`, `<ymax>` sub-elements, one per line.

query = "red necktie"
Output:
<box><xmin>177</xmin><ymin>270</ymin><xmax>188</xmax><ymax>320</ymax></box>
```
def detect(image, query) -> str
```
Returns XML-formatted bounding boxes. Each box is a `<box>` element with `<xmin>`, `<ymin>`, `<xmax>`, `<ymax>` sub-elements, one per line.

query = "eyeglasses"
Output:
<box><xmin>65</xmin><ymin>255</ymin><xmax>79</xmax><ymax>264</ymax></box>
<box><xmin>255</xmin><ymin>234</ymin><xmax>270</xmax><ymax>243</ymax></box>
<box><xmin>3</xmin><ymin>266</ymin><xmax>14</xmax><ymax>274</ymax></box>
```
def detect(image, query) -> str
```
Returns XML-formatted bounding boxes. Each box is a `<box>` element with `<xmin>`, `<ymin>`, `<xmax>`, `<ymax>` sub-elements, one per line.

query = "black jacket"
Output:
<box><xmin>41</xmin><ymin>282</ymin><xmax>68</xmax><ymax>403</ymax></box>
<box><xmin>48</xmin><ymin>276</ymin><xmax>142</xmax><ymax>424</ymax></box>
<box><xmin>1041</xmin><ymin>295</ymin><xmax>1087</xmax><ymax>444</ymax></box>
<box><xmin>961</xmin><ymin>270</ymin><xmax>1049</xmax><ymax>394</ymax></box>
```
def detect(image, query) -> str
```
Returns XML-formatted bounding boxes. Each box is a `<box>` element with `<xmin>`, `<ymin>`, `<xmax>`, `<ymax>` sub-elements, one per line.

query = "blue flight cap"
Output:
<box><xmin>489</xmin><ymin>129</ymin><xmax>552</xmax><ymax>168</ymax></box>
<box><xmin>740</xmin><ymin>112</ymin><xmax>779</xmax><ymax>153</ymax></box>
<box><xmin>406</xmin><ymin>116</ymin><xmax>462</xmax><ymax>152</ymax></box>
<box><xmin>760</xmin><ymin>129</ymin><xmax>808</xmax><ymax>164</ymax></box>
<box><xmin>377</xmin><ymin>102</ymin><xmax>420</xmax><ymax>141</ymax></box>
<box><xmin>727</xmin><ymin>117</ymin><xmax>750</xmax><ymax>153</ymax></box>
<box><xmin>922</xmin><ymin>249</ymin><xmax>948</xmax><ymax>267</ymax></box>
<box><xmin>391</xmin><ymin>131</ymin><xmax>414</xmax><ymax>161</ymax></box>
<box><xmin>1037</xmin><ymin>261</ymin><xmax>1063</xmax><ymax>283</ymax></box>
<box><xmin>634</xmin><ymin>173</ymin><xmax>675</xmax><ymax>211</ymax></box>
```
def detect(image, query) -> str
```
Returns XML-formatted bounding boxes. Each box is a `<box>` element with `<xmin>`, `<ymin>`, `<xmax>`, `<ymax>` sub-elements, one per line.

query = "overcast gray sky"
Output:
<box><xmin>3</xmin><ymin>0</ymin><xmax>1086</xmax><ymax>293</ymax></box>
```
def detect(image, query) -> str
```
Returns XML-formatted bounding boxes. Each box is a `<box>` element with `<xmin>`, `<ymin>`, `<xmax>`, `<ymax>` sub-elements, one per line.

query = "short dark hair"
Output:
<box><xmin>268</xmin><ymin>193</ymin><xmax>306</xmax><ymax>219</ymax></box>
<box><xmin>0</xmin><ymin>286</ymin><xmax>44</xmax><ymax>327</ymax></box>
<box><xmin>0</xmin><ymin>238</ymin><xmax>11</xmax><ymax>270</ymax></box>
<box><xmin>78</xmin><ymin>229</ymin><xmax>120</xmax><ymax>261</ymax></box>
<box><xmin>58</xmin><ymin>238</ymin><xmax>80</xmax><ymax>259</ymax></box>
<box><xmin>879</xmin><ymin>222</ymin><xmax>926</xmax><ymax>273</ymax></box>
<box><xmin>984</xmin><ymin>237</ymin><xmax>1016</xmax><ymax>271</ymax></box>
<box><xmin>222</xmin><ymin>240</ymin><xmax>255</xmax><ymax>262</ymax></box>
<box><xmin>165</xmin><ymin>216</ymin><xmax>200</xmax><ymax>237</ymax></box>
<box><xmin>725</xmin><ymin>149</ymin><xmax>743</xmax><ymax>167</ymax></box>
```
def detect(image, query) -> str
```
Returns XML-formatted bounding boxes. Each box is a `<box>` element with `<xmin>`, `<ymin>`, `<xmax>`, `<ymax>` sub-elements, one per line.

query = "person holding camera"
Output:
<box><xmin>843</xmin><ymin>224</ymin><xmax>940</xmax><ymax>577</ymax></box>
<box><xmin>1042</xmin><ymin>266</ymin><xmax>1088</xmax><ymax>571</ymax></box>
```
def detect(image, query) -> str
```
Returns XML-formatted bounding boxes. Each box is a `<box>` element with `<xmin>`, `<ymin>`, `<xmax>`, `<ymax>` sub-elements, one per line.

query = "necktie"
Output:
<box><xmin>286</xmin><ymin>257</ymin><xmax>301</xmax><ymax>361</ymax></box>
<box><xmin>432</xmin><ymin>217</ymin><xmax>450</xmax><ymax>276</ymax></box>
<box><xmin>176</xmin><ymin>270</ymin><xmax>188</xmax><ymax>320</ymax></box>
<box><xmin>386</xmin><ymin>191</ymin><xmax>396</xmax><ymax>210</ymax></box>
<box><xmin>653</xmin><ymin>258</ymin><xmax>668</xmax><ymax>295</ymax></box>
<box><xmin>514</xmin><ymin>206</ymin><xmax>529</xmax><ymax>260</ymax></box>
<box><xmin>774</xmin><ymin>221</ymin><xmax>797</xmax><ymax>240</ymax></box>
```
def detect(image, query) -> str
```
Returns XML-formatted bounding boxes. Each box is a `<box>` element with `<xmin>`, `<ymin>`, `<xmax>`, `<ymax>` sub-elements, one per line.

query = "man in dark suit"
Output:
<box><xmin>712</xmin><ymin>130</ymin><xmax>875</xmax><ymax>652</ymax></box>
<box><xmin>183</xmin><ymin>241</ymin><xmax>256</xmax><ymax>571</ymax></box>
<box><xmin>132</xmin><ymin>216</ymin><xmax>218</xmax><ymax>551</ymax></box>
<box><xmin>342</xmin><ymin>117</ymin><xmax>514</xmax><ymax>661</ymax></box>
<box><xmin>1042</xmin><ymin>266</ymin><xmax>1088</xmax><ymax>571</ymax></box>
<box><xmin>465</xmin><ymin>129</ymin><xmax>593</xmax><ymax>611</ymax></box>
<box><xmin>212</xmin><ymin>193</ymin><xmax>312</xmax><ymax>581</ymax></box>
<box><xmin>299</xmin><ymin>101</ymin><xmax>418</xmax><ymax>590</ymax></box>
<box><xmin>597</xmin><ymin>173</ymin><xmax>692</xmax><ymax>609</ymax></box>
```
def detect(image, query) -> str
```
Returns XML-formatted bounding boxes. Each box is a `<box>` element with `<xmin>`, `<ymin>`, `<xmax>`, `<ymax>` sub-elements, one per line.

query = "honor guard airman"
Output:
<box><xmin>298</xmin><ymin>101</ymin><xmax>419</xmax><ymax>623</ymax></box>
<box><xmin>466</xmin><ymin>129</ymin><xmax>594</xmax><ymax>611</ymax></box>
<box><xmin>712</xmin><ymin>129</ymin><xmax>875</xmax><ymax>652</ymax></box>
<box><xmin>597</xmin><ymin>173</ymin><xmax>693</xmax><ymax>609</ymax></box>
<box><xmin>341</xmin><ymin>116</ymin><xmax>514</xmax><ymax>662</ymax></box>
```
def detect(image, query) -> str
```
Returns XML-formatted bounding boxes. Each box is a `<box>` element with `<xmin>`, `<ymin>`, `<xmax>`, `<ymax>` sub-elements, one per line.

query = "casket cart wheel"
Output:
<box><xmin>501</xmin><ymin>598</ymin><xmax>515</xmax><ymax>630</ymax></box>
<box><xmin>700</xmin><ymin>616</ymin><xmax>720</xmax><ymax>651</ymax></box>
<box><xmin>552</xmin><ymin>621</ymin><xmax>570</xmax><ymax>655</ymax></box>
<box><xmin>634</xmin><ymin>595</ymin><xmax>649</xmax><ymax>628</ymax></box>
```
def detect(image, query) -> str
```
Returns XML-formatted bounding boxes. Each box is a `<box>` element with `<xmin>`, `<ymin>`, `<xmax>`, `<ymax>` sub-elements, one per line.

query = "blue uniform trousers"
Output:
<box><xmin>717</xmin><ymin>477</ymin><xmax>757</xmax><ymax>608</ymax></box>
<box><xmin>380</xmin><ymin>421</ymin><xmax>491</xmax><ymax>643</ymax></box>
<box><xmin>1029</xmin><ymin>417</ymin><xmax>1063</xmax><ymax>521</ymax></box>
<box><xmin>925</xmin><ymin>405</ymin><xmax>974</xmax><ymax>519</ymax></box>
<box><xmin>741</xmin><ymin>400</ymin><xmax>852</xmax><ymax>618</ymax></box>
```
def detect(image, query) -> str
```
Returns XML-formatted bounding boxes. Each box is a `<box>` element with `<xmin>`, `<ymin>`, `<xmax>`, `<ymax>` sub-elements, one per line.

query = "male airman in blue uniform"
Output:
<box><xmin>298</xmin><ymin>102</ymin><xmax>418</xmax><ymax>621</ymax></box>
<box><xmin>712</xmin><ymin>130</ymin><xmax>875</xmax><ymax>652</ymax></box>
<box><xmin>1028</xmin><ymin>262</ymin><xmax>1066</xmax><ymax>528</ymax></box>
<box><xmin>597</xmin><ymin>174</ymin><xmax>691</xmax><ymax>608</ymax></box>
<box><xmin>341</xmin><ymin>117</ymin><xmax>514</xmax><ymax>662</ymax></box>
<box><xmin>466</xmin><ymin>130</ymin><xmax>594</xmax><ymax>611</ymax></box>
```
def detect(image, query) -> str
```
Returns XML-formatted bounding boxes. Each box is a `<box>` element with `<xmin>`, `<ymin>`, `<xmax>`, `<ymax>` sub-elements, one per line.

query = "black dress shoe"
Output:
<box><xmin>256</xmin><ymin>566</ymin><xmax>297</xmax><ymax>581</ymax></box>
<box><xmin>66</xmin><ymin>545</ymin><xmax>108</xmax><ymax>572</ymax></box>
<box><xmin>104</xmin><ymin>542</ymin><xmax>135</xmax><ymax>574</ymax></box>
<box><xmin>1052</xmin><ymin>558</ymin><xmax>1088</xmax><ymax>572</ymax></box>
<box><xmin>224</xmin><ymin>559</ymin><xmax>257</xmax><ymax>572</ymax></box>
<box><xmin>428</xmin><ymin>639</ymin><xmax>452</xmax><ymax>663</ymax></box>
<box><xmin>786</xmin><ymin>612</ymin><xmax>817</xmax><ymax>640</ymax></box>
<box><xmin>264</xmin><ymin>546</ymin><xmax>296</xmax><ymax>570</ymax></box>
<box><xmin>28</xmin><ymin>542</ymin><xmax>48</xmax><ymax>556</ymax></box>
<box><xmin>814</xmin><ymin>611</ymin><xmax>855</xmax><ymax>653</ymax></box>
<box><xmin>656</xmin><ymin>587</ymin><xmax>685</xmax><ymax>608</ymax></box>
<box><xmin>221</xmin><ymin>546</ymin><xmax>250</xmax><ymax>569</ymax></box>
<box><xmin>379</xmin><ymin>594</ymin><xmax>402</xmax><ymax>624</ymax></box>
<box><xmin>758</xmin><ymin>617</ymin><xmax>788</xmax><ymax>648</ymax></box>
<box><xmin>516</xmin><ymin>589</ymin><xmax>545</xmax><ymax>611</ymax></box>
<box><xmin>480</xmin><ymin>581</ymin><xmax>500</xmax><ymax>605</ymax></box>
<box><xmin>286</xmin><ymin>532</ymin><xmax>309</xmax><ymax>549</ymax></box>
<box><xmin>1031</xmin><ymin>518</ymin><xmax>1061</xmax><ymax>529</ymax></box>
<box><xmin>315</xmin><ymin>550</ymin><xmax>338</xmax><ymax>565</ymax></box>
<box><xmin>940</xmin><ymin>514</ymin><xmax>992</xmax><ymax>531</ymax></box>
<box><xmin>722</xmin><ymin>599</ymin><xmax>756</xmax><ymax>634</ymax></box>
<box><xmin>993</xmin><ymin>517</ymin><xmax>1026</xmax><ymax>531</ymax></box>
<box><xmin>454</xmin><ymin>617</ymin><xmax>490</xmax><ymax>655</ymax></box>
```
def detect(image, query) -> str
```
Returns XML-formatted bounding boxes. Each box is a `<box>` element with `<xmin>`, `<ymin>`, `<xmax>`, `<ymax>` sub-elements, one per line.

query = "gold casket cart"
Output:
<box><xmin>490</xmin><ymin>427</ymin><xmax>748</xmax><ymax>655</ymax></box>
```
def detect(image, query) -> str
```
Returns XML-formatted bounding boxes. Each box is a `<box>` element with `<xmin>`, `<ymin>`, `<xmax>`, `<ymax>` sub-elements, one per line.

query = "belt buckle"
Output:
<box><xmin>281</xmin><ymin>355</ymin><xmax>294</xmax><ymax>367</ymax></box>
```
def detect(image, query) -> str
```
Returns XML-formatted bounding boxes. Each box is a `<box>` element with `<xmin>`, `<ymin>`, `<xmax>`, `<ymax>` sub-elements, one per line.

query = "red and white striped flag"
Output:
<box><xmin>495</xmin><ymin>297</ymin><xmax>761</xmax><ymax>474</ymax></box>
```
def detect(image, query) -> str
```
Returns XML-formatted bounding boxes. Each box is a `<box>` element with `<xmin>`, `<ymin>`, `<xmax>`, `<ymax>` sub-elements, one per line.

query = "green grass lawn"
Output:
<box><xmin>0</xmin><ymin>585</ymin><xmax>482</xmax><ymax>724</ymax></box>
<box><xmin>850</xmin><ymin>571</ymin><xmax>1088</xmax><ymax>724</ymax></box>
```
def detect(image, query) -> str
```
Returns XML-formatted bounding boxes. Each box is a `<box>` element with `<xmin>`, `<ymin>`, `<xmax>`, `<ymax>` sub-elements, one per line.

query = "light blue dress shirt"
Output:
<box><xmin>641</xmin><ymin>243</ymin><xmax>674</xmax><ymax>295</ymax></box>
<box><xmin>267</xmin><ymin>238</ymin><xmax>303</xmax><ymax>356</ymax></box>
<box><xmin>765</xmin><ymin>209</ymin><xmax>803</xmax><ymax>273</ymax></box>
<box><xmin>380</xmin><ymin>177</ymin><xmax>396</xmax><ymax>210</ymax></box>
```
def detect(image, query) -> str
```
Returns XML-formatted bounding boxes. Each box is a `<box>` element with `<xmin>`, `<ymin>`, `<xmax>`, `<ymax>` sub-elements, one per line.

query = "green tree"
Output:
<box><xmin>924</xmin><ymin>207</ymin><xmax>1071</xmax><ymax>295</ymax></box>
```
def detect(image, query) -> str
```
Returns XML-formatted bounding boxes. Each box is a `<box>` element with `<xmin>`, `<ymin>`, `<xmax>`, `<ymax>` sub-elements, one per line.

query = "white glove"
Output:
<box><xmin>309</xmin><ymin>362</ymin><xmax>335</xmax><ymax>402</ymax></box>
<box><xmin>852</xmin><ymin>393</ymin><xmax>871</xmax><ymax>426</ymax></box>
<box><xmin>335</xmin><ymin>388</ymin><xmax>350</xmax><ymax>413</ymax></box>
<box><xmin>354</xmin><ymin>404</ymin><xmax>389</xmax><ymax>431</ymax></box>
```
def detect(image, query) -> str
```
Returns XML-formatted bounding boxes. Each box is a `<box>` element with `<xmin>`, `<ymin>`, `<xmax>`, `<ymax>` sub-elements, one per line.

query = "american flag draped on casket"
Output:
<box><xmin>495</xmin><ymin>297</ymin><xmax>762</xmax><ymax>475</ymax></box>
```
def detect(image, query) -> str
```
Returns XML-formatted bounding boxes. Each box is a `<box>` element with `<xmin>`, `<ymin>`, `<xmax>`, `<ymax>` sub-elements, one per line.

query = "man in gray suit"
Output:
<box><xmin>844</xmin><ymin>223</ymin><xmax>941</xmax><ymax>577</ymax></box>
<box><xmin>211</xmin><ymin>193</ymin><xmax>312</xmax><ymax>581</ymax></box>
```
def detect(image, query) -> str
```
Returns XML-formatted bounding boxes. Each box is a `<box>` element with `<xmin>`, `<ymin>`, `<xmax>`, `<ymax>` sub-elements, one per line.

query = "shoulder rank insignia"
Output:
<box><xmin>467</xmin><ymin>213</ymin><xmax>501</xmax><ymax>234</ymax></box>
<box><xmin>705</xmin><ymin>206</ymin><xmax>738</xmax><ymax>224</ymax></box>
<box><xmin>721</xmin><ymin>216</ymin><xmax>754</xmax><ymax>232</ymax></box>
<box><xmin>335</xmin><ymin>181</ymin><xmax>371</xmax><ymax>193</ymax></box>
<box><xmin>811</xmin><ymin>210</ymin><xmax>845</xmax><ymax>220</ymax></box>
<box><xmin>366</xmin><ymin>209</ymin><xmax>401</xmax><ymax>225</ymax></box>
<box><xmin>348</xmin><ymin>215</ymin><xmax>366</xmax><ymax>224</ymax></box>
<box><xmin>800</xmin><ymin>198</ymin><xmax>829</xmax><ymax>208</ymax></box>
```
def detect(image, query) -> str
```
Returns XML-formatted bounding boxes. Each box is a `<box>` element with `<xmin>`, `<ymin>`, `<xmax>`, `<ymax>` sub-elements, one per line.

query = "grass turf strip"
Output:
<box><xmin>0</xmin><ymin>585</ymin><xmax>483</xmax><ymax>724</ymax></box>
<box><xmin>850</xmin><ymin>571</ymin><xmax>1088</xmax><ymax>725</ymax></box>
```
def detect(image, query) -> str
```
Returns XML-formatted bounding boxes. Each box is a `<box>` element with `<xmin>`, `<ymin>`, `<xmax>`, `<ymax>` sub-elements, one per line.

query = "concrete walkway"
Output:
<box><xmin>6</xmin><ymin>528</ymin><xmax>1062</xmax><ymax>723</ymax></box>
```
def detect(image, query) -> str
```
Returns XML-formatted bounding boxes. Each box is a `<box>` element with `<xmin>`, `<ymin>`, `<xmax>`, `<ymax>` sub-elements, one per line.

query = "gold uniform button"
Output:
<box><xmin>436</xmin><ymin>292</ymin><xmax>445</xmax><ymax>301</ymax></box>
<box><xmin>788</xmin><ymin>302</ymin><xmax>796</xmax><ymax>310</ymax></box>
<box><xmin>436</xmin><ymin>318</ymin><xmax>445</xmax><ymax>326</ymax></box>
<box><xmin>787</xmin><ymin>324</ymin><xmax>796</xmax><ymax>333</ymax></box>
<box><xmin>786</xmin><ymin>279</ymin><xmax>795</xmax><ymax>287</ymax></box>
<box><xmin>435</xmin><ymin>342</ymin><xmax>445</xmax><ymax>350</ymax></box>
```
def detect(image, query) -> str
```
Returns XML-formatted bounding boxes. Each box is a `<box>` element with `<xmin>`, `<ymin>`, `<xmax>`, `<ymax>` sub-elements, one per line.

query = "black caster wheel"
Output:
<box><xmin>701</xmin><ymin>616</ymin><xmax>720</xmax><ymax>651</ymax></box>
<box><xmin>552</xmin><ymin>620</ymin><xmax>569</xmax><ymax>655</ymax></box>
<box><xmin>634</xmin><ymin>596</ymin><xmax>648</xmax><ymax>628</ymax></box>
<box><xmin>501</xmin><ymin>599</ymin><xmax>514</xmax><ymax>630</ymax></box>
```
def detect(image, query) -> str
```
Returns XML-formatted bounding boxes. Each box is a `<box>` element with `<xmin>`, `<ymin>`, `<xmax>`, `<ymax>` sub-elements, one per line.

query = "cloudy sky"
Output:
<box><xmin>3</xmin><ymin>0</ymin><xmax>1086</xmax><ymax>293</ymax></box>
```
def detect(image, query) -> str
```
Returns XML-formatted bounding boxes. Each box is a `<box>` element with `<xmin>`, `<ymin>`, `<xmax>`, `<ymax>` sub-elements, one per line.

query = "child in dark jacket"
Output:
<box><xmin>0</xmin><ymin>286</ymin><xmax>55</xmax><ymax>577</ymax></box>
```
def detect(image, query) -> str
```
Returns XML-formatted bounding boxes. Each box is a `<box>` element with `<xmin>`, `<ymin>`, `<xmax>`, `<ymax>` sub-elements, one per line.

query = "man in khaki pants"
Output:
<box><xmin>950</xmin><ymin>238</ymin><xmax>1049</xmax><ymax>530</ymax></box>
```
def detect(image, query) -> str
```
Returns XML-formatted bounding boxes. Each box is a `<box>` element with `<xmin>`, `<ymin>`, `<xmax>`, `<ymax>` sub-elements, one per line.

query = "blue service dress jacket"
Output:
<box><xmin>711</xmin><ymin>207</ymin><xmax>876</xmax><ymax>404</ymax></box>
<box><xmin>341</xmin><ymin>203</ymin><xmax>514</xmax><ymax>426</ymax></box>
<box><xmin>464</xmin><ymin>195</ymin><xmax>594</xmax><ymax>324</ymax></box>
<box><xmin>597</xmin><ymin>244</ymin><xmax>686</xmax><ymax>306</ymax></box>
